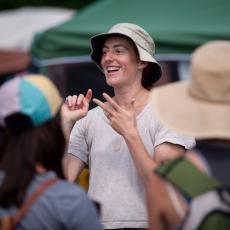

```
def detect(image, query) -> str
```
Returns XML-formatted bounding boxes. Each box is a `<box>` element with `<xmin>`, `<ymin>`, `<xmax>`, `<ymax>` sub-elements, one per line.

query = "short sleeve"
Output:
<box><xmin>154</xmin><ymin>120</ymin><xmax>195</xmax><ymax>149</ymax></box>
<box><xmin>68</xmin><ymin>118</ymin><xmax>89</xmax><ymax>164</ymax></box>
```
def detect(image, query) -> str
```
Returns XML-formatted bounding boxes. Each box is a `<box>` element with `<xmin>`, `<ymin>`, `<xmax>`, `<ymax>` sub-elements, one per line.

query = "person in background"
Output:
<box><xmin>63</xmin><ymin>23</ymin><xmax>195</xmax><ymax>230</ymax></box>
<box><xmin>0</xmin><ymin>75</ymin><xmax>102</xmax><ymax>230</ymax></box>
<box><xmin>147</xmin><ymin>41</ymin><xmax>230</xmax><ymax>230</ymax></box>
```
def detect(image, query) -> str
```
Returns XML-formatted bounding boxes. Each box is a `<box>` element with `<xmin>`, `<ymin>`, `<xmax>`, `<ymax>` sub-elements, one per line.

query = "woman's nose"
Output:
<box><xmin>103</xmin><ymin>50</ymin><xmax>114</xmax><ymax>62</ymax></box>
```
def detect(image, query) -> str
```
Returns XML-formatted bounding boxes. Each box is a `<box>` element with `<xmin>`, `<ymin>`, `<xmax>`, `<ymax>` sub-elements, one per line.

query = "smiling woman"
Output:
<box><xmin>100</xmin><ymin>36</ymin><xmax>142</xmax><ymax>88</ymax></box>
<box><xmin>62</xmin><ymin>22</ymin><xmax>195</xmax><ymax>230</ymax></box>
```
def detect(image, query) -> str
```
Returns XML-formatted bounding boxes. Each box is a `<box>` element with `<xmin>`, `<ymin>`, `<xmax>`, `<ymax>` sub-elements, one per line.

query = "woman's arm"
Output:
<box><xmin>154</xmin><ymin>142</ymin><xmax>185</xmax><ymax>166</ymax></box>
<box><xmin>146</xmin><ymin>173</ymin><xmax>188</xmax><ymax>230</ymax></box>
<box><xmin>61</xmin><ymin>89</ymin><xmax>92</xmax><ymax>182</ymax></box>
<box><xmin>62</xmin><ymin>154</ymin><xmax>85</xmax><ymax>182</ymax></box>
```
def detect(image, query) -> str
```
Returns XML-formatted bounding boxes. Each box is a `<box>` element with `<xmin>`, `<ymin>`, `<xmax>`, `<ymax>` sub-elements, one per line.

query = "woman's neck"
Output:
<box><xmin>114</xmin><ymin>85</ymin><xmax>150</xmax><ymax>107</ymax></box>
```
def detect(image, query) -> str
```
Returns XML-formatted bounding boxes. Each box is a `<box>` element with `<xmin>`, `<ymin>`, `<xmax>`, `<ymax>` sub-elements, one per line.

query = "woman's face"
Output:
<box><xmin>101</xmin><ymin>36</ymin><xmax>143</xmax><ymax>88</ymax></box>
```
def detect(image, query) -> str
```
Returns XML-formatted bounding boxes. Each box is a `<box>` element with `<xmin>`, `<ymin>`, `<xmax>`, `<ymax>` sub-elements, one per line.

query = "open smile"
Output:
<box><xmin>105</xmin><ymin>66</ymin><xmax>121</xmax><ymax>75</ymax></box>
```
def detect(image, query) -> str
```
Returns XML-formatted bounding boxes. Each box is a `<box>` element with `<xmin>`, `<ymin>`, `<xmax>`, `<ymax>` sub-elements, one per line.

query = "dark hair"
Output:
<box><xmin>122</xmin><ymin>36</ymin><xmax>154</xmax><ymax>90</ymax></box>
<box><xmin>142</xmin><ymin>63</ymin><xmax>154</xmax><ymax>90</ymax></box>
<box><xmin>0</xmin><ymin>126</ymin><xmax>7</xmax><ymax>163</ymax></box>
<box><xmin>0</xmin><ymin>114</ymin><xmax>65</xmax><ymax>208</ymax></box>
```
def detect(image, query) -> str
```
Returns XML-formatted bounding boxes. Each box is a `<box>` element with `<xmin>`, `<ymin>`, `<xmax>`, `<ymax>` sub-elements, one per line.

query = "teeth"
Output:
<box><xmin>107</xmin><ymin>67</ymin><xmax>120</xmax><ymax>72</ymax></box>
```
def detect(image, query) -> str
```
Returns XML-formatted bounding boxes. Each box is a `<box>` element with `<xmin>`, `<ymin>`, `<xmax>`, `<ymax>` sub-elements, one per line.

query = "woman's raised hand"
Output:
<box><xmin>93</xmin><ymin>93</ymin><xmax>137</xmax><ymax>137</ymax></box>
<box><xmin>61</xmin><ymin>89</ymin><xmax>92</xmax><ymax>125</ymax></box>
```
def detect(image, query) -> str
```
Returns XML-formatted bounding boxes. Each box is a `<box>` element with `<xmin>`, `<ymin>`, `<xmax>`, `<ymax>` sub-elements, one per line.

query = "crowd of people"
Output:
<box><xmin>0</xmin><ymin>22</ymin><xmax>229</xmax><ymax>230</ymax></box>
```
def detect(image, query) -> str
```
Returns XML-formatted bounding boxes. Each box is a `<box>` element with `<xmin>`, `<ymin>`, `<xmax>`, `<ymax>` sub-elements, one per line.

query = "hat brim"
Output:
<box><xmin>90</xmin><ymin>33</ymin><xmax>162</xmax><ymax>83</ymax></box>
<box><xmin>149</xmin><ymin>81</ymin><xmax>230</xmax><ymax>139</ymax></box>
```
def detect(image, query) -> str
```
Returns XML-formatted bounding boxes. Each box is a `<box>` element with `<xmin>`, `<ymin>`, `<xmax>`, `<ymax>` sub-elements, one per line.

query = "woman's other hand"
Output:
<box><xmin>93</xmin><ymin>92</ymin><xmax>137</xmax><ymax>137</ymax></box>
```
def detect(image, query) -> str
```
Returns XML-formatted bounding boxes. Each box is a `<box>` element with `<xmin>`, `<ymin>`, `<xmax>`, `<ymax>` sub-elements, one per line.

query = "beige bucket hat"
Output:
<box><xmin>149</xmin><ymin>40</ymin><xmax>230</xmax><ymax>139</ymax></box>
<box><xmin>90</xmin><ymin>23</ymin><xmax>162</xmax><ymax>84</ymax></box>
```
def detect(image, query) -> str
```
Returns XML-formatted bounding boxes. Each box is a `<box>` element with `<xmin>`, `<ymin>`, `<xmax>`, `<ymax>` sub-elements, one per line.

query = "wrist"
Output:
<box><xmin>123</xmin><ymin>127</ymin><xmax>139</xmax><ymax>140</ymax></box>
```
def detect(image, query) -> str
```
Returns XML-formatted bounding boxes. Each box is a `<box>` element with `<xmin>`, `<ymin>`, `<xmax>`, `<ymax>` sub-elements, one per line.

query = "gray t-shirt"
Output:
<box><xmin>0</xmin><ymin>171</ymin><xmax>103</xmax><ymax>230</ymax></box>
<box><xmin>68</xmin><ymin>104</ymin><xmax>195</xmax><ymax>229</ymax></box>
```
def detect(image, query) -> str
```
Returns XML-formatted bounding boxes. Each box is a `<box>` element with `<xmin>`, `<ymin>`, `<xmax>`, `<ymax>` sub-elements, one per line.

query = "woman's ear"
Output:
<box><xmin>138</xmin><ymin>61</ymin><xmax>148</xmax><ymax>70</ymax></box>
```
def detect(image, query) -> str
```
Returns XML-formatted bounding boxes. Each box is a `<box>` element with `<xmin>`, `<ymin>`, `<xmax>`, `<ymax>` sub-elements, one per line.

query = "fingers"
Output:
<box><xmin>92</xmin><ymin>98</ymin><xmax>107</xmax><ymax>110</ymax></box>
<box><xmin>93</xmin><ymin>98</ymin><xmax>114</xmax><ymax>115</ymax></box>
<box><xmin>93</xmin><ymin>93</ymin><xmax>135</xmax><ymax>119</ymax></box>
<box><xmin>76</xmin><ymin>94</ymin><xmax>84</xmax><ymax>106</ymax></box>
<box><xmin>65</xmin><ymin>95</ymin><xmax>77</xmax><ymax>109</ymax></box>
<box><xmin>82</xmin><ymin>97</ymin><xmax>90</xmax><ymax>108</ymax></box>
<box><xmin>65</xmin><ymin>89</ymin><xmax>92</xmax><ymax>109</ymax></box>
<box><xmin>102</xmin><ymin>93</ymin><xmax>134</xmax><ymax>111</ymax></box>
<box><xmin>85</xmin><ymin>89</ymin><xmax>93</xmax><ymax>103</ymax></box>
<box><xmin>102</xmin><ymin>93</ymin><xmax>120</xmax><ymax>111</ymax></box>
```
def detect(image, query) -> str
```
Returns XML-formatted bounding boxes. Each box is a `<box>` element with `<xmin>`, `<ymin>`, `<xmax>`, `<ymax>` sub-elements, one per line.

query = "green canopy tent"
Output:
<box><xmin>31</xmin><ymin>0</ymin><xmax>230</xmax><ymax>60</ymax></box>
<box><xmin>30</xmin><ymin>0</ymin><xmax>230</xmax><ymax>98</ymax></box>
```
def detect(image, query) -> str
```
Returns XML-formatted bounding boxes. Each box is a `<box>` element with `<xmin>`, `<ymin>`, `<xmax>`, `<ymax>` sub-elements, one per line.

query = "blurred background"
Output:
<box><xmin>1</xmin><ymin>0</ymin><xmax>229</xmax><ymax>104</ymax></box>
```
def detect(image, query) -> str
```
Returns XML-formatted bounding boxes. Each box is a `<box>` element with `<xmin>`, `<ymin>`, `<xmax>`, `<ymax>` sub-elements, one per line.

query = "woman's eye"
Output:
<box><xmin>102</xmin><ymin>50</ymin><xmax>107</xmax><ymax>55</ymax></box>
<box><xmin>115</xmin><ymin>48</ymin><xmax>124</xmax><ymax>53</ymax></box>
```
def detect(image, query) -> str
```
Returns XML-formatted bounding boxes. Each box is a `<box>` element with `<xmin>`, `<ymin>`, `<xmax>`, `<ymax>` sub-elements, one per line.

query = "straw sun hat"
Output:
<box><xmin>90</xmin><ymin>23</ymin><xmax>162</xmax><ymax>84</ymax></box>
<box><xmin>149</xmin><ymin>41</ymin><xmax>230</xmax><ymax>139</ymax></box>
